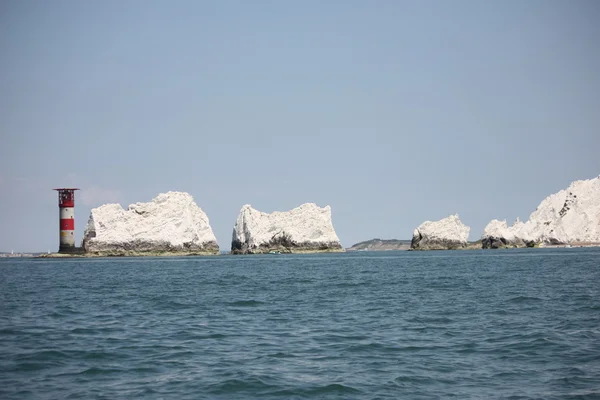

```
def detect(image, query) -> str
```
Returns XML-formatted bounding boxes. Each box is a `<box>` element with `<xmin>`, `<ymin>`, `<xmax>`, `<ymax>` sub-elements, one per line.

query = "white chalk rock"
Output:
<box><xmin>411</xmin><ymin>214</ymin><xmax>471</xmax><ymax>250</ymax></box>
<box><xmin>231</xmin><ymin>203</ymin><xmax>343</xmax><ymax>254</ymax></box>
<box><xmin>482</xmin><ymin>175</ymin><xmax>600</xmax><ymax>247</ymax></box>
<box><xmin>481</xmin><ymin>218</ymin><xmax>534</xmax><ymax>248</ymax></box>
<box><xmin>82</xmin><ymin>191</ymin><xmax>219</xmax><ymax>255</ymax></box>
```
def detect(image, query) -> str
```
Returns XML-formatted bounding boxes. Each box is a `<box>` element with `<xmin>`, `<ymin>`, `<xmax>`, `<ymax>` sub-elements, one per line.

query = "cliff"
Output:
<box><xmin>231</xmin><ymin>203</ymin><xmax>343</xmax><ymax>254</ymax></box>
<box><xmin>82</xmin><ymin>191</ymin><xmax>219</xmax><ymax>256</ymax></box>
<box><xmin>411</xmin><ymin>214</ymin><xmax>471</xmax><ymax>250</ymax></box>
<box><xmin>482</xmin><ymin>175</ymin><xmax>600</xmax><ymax>248</ymax></box>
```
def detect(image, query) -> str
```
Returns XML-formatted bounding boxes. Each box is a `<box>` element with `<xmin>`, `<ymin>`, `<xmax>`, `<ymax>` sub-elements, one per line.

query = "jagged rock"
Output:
<box><xmin>411</xmin><ymin>214</ymin><xmax>471</xmax><ymax>250</ymax></box>
<box><xmin>82</xmin><ymin>192</ymin><xmax>219</xmax><ymax>256</ymax></box>
<box><xmin>482</xmin><ymin>175</ymin><xmax>600</xmax><ymax>247</ymax></box>
<box><xmin>481</xmin><ymin>219</ymin><xmax>535</xmax><ymax>249</ymax></box>
<box><xmin>231</xmin><ymin>203</ymin><xmax>343</xmax><ymax>254</ymax></box>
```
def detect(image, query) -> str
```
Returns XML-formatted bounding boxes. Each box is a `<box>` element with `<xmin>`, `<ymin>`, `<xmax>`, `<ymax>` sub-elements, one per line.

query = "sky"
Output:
<box><xmin>1</xmin><ymin>0</ymin><xmax>599</xmax><ymax>252</ymax></box>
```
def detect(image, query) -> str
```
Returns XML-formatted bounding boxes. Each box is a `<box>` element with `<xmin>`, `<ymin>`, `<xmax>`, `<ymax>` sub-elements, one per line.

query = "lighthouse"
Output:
<box><xmin>53</xmin><ymin>188</ymin><xmax>79</xmax><ymax>253</ymax></box>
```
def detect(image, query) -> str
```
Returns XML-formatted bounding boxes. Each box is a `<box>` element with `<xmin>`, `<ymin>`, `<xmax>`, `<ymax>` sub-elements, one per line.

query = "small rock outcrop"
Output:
<box><xmin>231</xmin><ymin>203</ymin><xmax>343</xmax><ymax>254</ymax></box>
<box><xmin>82</xmin><ymin>192</ymin><xmax>219</xmax><ymax>256</ymax></box>
<box><xmin>411</xmin><ymin>214</ymin><xmax>471</xmax><ymax>250</ymax></box>
<box><xmin>482</xmin><ymin>175</ymin><xmax>600</xmax><ymax>248</ymax></box>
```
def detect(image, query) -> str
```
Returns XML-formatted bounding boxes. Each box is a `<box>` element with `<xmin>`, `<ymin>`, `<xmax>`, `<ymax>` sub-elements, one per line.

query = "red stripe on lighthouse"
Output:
<box><xmin>61</xmin><ymin>219</ymin><xmax>75</xmax><ymax>230</ymax></box>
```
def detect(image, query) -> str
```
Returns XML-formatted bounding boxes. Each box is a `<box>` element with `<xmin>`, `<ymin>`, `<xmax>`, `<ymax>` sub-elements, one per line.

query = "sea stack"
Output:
<box><xmin>411</xmin><ymin>214</ymin><xmax>471</xmax><ymax>250</ymax></box>
<box><xmin>231</xmin><ymin>203</ymin><xmax>343</xmax><ymax>254</ymax></box>
<box><xmin>82</xmin><ymin>191</ymin><xmax>219</xmax><ymax>256</ymax></box>
<box><xmin>481</xmin><ymin>218</ymin><xmax>535</xmax><ymax>249</ymax></box>
<box><xmin>482</xmin><ymin>175</ymin><xmax>600</xmax><ymax>248</ymax></box>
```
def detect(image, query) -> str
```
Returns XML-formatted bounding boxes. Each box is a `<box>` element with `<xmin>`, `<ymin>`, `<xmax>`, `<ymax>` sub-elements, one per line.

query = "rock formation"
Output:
<box><xmin>482</xmin><ymin>175</ymin><xmax>600</xmax><ymax>248</ymax></box>
<box><xmin>231</xmin><ymin>203</ymin><xmax>343</xmax><ymax>254</ymax></box>
<box><xmin>411</xmin><ymin>214</ymin><xmax>471</xmax><ymax>250</ymax></box>
<box><xmin>481</xmin><ymin>218</ymin><xmax>535</xmax><ymax>249</ymax></box>
<box><xmin>82</xmin><ymin>192</ymin><xmax>219</xmax><ymax>256</ymax></box>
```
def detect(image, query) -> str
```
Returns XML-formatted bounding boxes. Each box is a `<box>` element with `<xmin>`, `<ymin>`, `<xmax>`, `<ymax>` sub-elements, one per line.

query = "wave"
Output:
<box><xmin>332</xmin><ymin>282</ymin><xmax>371</xmax><ymax>288</ymax></box>
<box><xmin>303</xmin><ymin>383</ymin><xmax>362</xmax><ymax>395</ymax></box>
<box><xmin>507</xmin><ymin>295</ymin><xmax>544</xmax><ymax>303</ymax></box>
<box><xmin>76</xmin><ymin>366</ymin><xmax>123</xmax><ymax>375</ymax></box>
<box><xmin>407</xmin><ymin>316</ymin><xmax>454</xmax><ymax>324</ymax></box>
<box><xmin>392</xmin><ymin>375</ymin><xmax>440</xmax><ymax>387</ymax></box>
<box><xmin>271</xmin><ymin>383</ymin><xmax>363</xmax><ymax>396</ymax></box>
<box><xmin>228</xmin><ymin>300</ymin><xmax>265</xmax><ymax>307</ymax></box>
<box><xmin>347</xmin><ymin>342</ymin><xmax>445</xmax><ymax>353</ymax></box>
<box><xmin>206</xmin><ymin>377</ymin><xmax>277</xmax><ymax>394</ymax></box>
<box><xmin>267</xmin><ymin>352</ymin><xmax>298</xmax><ymax>358</ymax></box>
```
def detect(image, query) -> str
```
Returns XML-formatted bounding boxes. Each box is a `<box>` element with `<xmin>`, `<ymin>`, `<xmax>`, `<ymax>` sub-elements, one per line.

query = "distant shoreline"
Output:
<box><xmin>346</xmin><ymin>238</ymin><xmax>412</xmax><ymax>252</ymax></box>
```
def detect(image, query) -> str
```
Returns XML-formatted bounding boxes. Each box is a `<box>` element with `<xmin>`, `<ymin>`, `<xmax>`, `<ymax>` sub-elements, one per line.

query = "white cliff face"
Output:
<box><xmin>411</xmin><ymin>214</ymin><xmax>471</xmax><ymax>250</ymax></box>
<box><xmin>83</xmin><ymin>192</ymin><xmax>219</xmax><ymax>255</ymax></box>
<box><xmin>482</xmin><ymin>175</ymin><xmax>600</xmax><ymax>247</ymax></box>
<box><xmin>231</xmin><ymin>203</ymin><xmax>343</xmax><ymax>254</ymax></box>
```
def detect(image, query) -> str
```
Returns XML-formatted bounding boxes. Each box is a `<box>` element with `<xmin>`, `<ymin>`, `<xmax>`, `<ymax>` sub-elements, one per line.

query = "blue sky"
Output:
<box><xmin>1</xmin><ymin>1</ymin><xmax>599</xmax><ymax>252</ymax></box>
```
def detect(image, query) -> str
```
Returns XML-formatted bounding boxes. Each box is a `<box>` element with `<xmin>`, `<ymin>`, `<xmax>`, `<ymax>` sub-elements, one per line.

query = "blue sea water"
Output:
<box><xmin>1</xmin><ymin>248</ymin><xmax>599</xmax><ymax>399</ymax></box>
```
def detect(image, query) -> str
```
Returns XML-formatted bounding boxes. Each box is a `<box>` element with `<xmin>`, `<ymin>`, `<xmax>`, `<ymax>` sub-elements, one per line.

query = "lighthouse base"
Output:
<box><xmin>58</xmin><ymin>245</ymin><xmax>85</xmax><ymax>255</ymax></box>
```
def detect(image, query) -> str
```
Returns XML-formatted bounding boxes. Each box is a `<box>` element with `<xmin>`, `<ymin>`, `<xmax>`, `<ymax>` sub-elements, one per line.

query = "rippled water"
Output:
<box><xmin>1</xmin><ymin>249</ymin><xmax>599</xmax><ymax>399</ymax></box>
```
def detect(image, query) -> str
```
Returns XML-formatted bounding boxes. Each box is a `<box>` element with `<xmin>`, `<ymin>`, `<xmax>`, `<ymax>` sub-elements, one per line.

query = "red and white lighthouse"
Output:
<box><xmin>54</xmin><ymin>188</ymin><xmax>79</xmax><ymax>253</ymax></box>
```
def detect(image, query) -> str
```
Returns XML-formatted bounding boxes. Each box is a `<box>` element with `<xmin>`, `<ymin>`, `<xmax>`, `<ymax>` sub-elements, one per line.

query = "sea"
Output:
<box><xmin>1</xmin><ymin>248</ymin><xmax>599</xmax><ymax>399</ymax></box>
